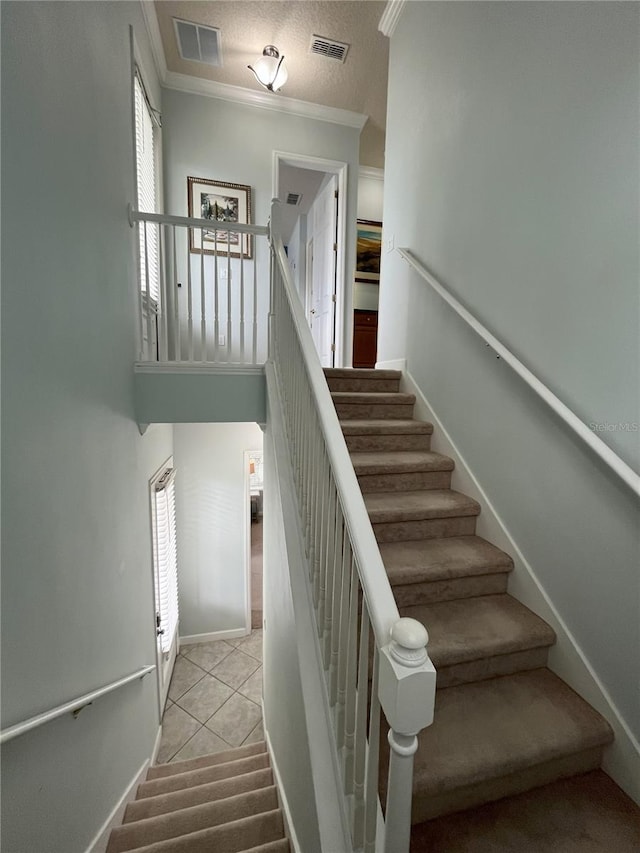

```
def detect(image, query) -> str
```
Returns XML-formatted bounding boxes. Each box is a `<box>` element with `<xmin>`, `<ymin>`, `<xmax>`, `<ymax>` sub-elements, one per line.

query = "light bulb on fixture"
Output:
<box><xmin>248</xmin><ymin>45</ymin><xmax>288</xmax><ymax>93</ymax></box>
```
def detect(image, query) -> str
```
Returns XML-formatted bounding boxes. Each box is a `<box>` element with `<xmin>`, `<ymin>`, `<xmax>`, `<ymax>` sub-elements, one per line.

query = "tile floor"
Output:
<box><xmin>156</xmin><ymin>630</ymin><xmax>264</xmax><ymax>764</ymax></box>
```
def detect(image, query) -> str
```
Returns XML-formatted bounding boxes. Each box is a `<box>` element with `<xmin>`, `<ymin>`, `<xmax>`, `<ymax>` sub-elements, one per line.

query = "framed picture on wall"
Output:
<box><xmin>355</xmin><ymin>219</ymin><xmax>382</xmax><ymax>284</ymax></box>
<box><xmin>187</xmin><ymin>176</ymin><xmax>253</xmax><ymax>259</ymax></box>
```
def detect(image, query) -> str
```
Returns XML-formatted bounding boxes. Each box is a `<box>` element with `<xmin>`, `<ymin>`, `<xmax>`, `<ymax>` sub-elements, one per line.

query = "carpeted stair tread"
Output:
<box><xmin>125</xmin><ymin>769</ymin><xmax>274</xmax><ymax>822</ymax></box>
<box><xmin>331</xmin><ymin>391</ymin><xmax>416</xmax><ymax>405</ymax></box>
<box><xmin>364</xmin><ymin>489</ymin><xmax>480</xmax><ymax>522</ymax></box>
<box><xmin>120</xmin><ymin>809</ymin><xmax>284</xmax><ymax>853</ymax></box>
<box><xmin>340</xmin><ymin>419</ymin><xmax>433</xmax><ymax>435</ymax></box>
<box><xmin>410</xmin><ymin>770</ymin><xmax>640</xmax><ymax>852</ymax></box>
<box><xmin>401</xmin><ymin>594</ymin><xmax>556</xmax><ymax>670</ymax></box>
<box><xmin>107</xmin><ymin>787</ymin><xmax>278</xmax><ymax>853</ymax></box>
<box><xmin>147</xmin><ymin>741</ymin><xmax>266</xmax><ymax>780</ymax></box>
<box><xmin>350</xmin><ymin>450</ymin><xmax>454</xmax><ymax>474</ymax></box>
<box><xmin>324</xmin><ymin>368</ymin><xmax>402</xmax><ymax>380</ymax></box>
<box><xmin>379</xmin><ymin>536</ymin><xmax>513</xmax><ymax>585</ymax></box>
<box><xmin>242</xmin><ymin>842</ymin><xmax>291</xmax><ymax>853</ymax></box>
<box><xmin>407</xmin><ymin>669</ymin><xmax>613</xmax><ymax>818</ymax></box>
<box><xmin>136</xmin><ymin>753</ymin><xmax>270</xmax><ymax>799</ymax></box>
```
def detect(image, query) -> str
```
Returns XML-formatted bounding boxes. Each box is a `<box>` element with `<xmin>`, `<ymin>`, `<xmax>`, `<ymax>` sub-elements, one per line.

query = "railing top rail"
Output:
<box><xmin>0</xmin><ymin>664</ymin><xmax>156</xmax><ymax>744</ymax></box>
<box><xmin>270</xmin><ymin>214</ymin><xmax>402</xmax><ymax>647</ymax></box>
<box><xmin>128</xmin><ymin>205</ymin><xmax>269</xmax><ymax>237</ymax></box>
<box><xmin>398</xmin><ymin>247</ymin><xmax>640</xmax><ymax>498</ymax></box>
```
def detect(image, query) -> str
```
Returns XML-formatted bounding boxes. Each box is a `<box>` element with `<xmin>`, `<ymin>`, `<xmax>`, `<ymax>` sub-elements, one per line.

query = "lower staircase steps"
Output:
<box><xmin>323</xmin><ymin>367</ymin><xmax>636</xmax><ymax>843</ymax></box>
<box><xmin>108</xmin><ymin>742</ymin><xmax>290</xmax><ymax>853</ymax></box>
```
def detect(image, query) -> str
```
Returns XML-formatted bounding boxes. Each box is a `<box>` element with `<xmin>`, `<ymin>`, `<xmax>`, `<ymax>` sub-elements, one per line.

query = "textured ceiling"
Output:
<box><xmin>154</xmin><ymin>0</ymin><xmax>389</xmax><ymax>167</ymax></box>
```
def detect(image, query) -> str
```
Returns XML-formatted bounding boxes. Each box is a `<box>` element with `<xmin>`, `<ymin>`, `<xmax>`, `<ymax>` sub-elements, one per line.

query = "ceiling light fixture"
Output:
<box><xmin>248</xmin><ymin>45</ymin><xmax>288</xmax><ymax>93</ymax></box>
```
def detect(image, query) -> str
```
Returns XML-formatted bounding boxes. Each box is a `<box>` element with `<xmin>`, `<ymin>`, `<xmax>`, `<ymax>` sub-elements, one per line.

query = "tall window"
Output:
<box><xmin>151</xmin><ymin>466</ymin><xmax>179</xmax><ymax>655</ymax></box>
<box><xmin>134</xmin><ymin>72</ymin><xmax>160</xmax><ymax>303</ymax></box>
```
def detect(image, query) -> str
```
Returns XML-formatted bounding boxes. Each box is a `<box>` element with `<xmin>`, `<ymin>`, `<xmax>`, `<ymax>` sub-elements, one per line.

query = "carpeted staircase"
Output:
<box><xmin>106</xmin><ymin>741</ymin><xmax>290</xmax><ymax>853</ymax></box>
<box><xmin>325</xmin><ymin>367</ymin><xmax>640</xmax><ymax>850</ymax></box>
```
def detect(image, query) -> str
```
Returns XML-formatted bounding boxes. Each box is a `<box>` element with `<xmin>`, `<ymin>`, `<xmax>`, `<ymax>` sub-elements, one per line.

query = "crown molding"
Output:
<box><xmin>139</xmin><ymin>0</ymin><xmax>367</xmax><ymax>131</ymax></box>
<box><xmin>139</xmin><ymin>0</ymin><xmax>167</xmax><ymax>81</ymax></box>
<box><xmin>163</xmin><ymin>71</ymin><xmax>368</xmax><ymax>130</ymax></box>
<box><xmin>379</xmin><ymin>0</ymin><xmax>407</xmax><ymax>38</ymax></box>
<box><xmin>358</xmin><ymin>166</ymin><xmax>384</xmax><ymax>182</ymax></box>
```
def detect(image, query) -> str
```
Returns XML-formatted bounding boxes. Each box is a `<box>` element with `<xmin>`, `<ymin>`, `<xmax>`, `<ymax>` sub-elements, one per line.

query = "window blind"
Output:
<box><xmin>134</xmin><ymin>72</ymin><xmax>160</xmax><ymax>303</ymax></box>
<box><xmin>152</xmin><ymin>468</ymin><xmax>179</xmax><ymax>655</ymax></box>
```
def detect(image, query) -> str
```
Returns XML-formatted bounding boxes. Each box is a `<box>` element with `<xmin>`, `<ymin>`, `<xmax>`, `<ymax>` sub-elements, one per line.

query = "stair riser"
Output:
<box><xmin>335</xmin><ymin>403</ymin><xmax>415</xmax><ymax>420</ymax></box>
<box><xmin>434</xmin><ymin>646</ymin><xmax>551</xmax><ymax>690</ymax></box>
<box><xmin>326</xmin><ymin>378</ymin><xmax>400</xmax><ymax>393</ymax></box>
<box><xmin>344</xmin><ymin>434</ymin><xmax>432</xmax><ymax>452</ymax></box>
<box><xmin>411</xmin><ymin>746</ymin><xmax>606</xmax><ymax>823</ymax></box>
<box><xmin>147</xmin><ymin>741</ymin><xmax>266</xmax><ymax>780</ymax></box>
<box><xmin>136</xmin><ymin>754</ymin><xmax>270</xmax><ymax>799</ymax></box>
<box><xmin>373</xmin><ymin>516</ymin><xmax>477</xmax><ymax>543</ymax></box>
<box><xmin>108</xmin><ymin>788</ymin><xmax>279</xmax><ymax>853</ymax></box>
<box><xmin>392</xmin><ymin>573</ymin><xmax>509</xmax><ymax>607</ymax></box>
<box><xmin>358</xmin><ymin>471</ymin><xmax>452</xmax><ymax>493</ymax></box>
<box><xmin>124</xmin><ymin>769</ymin><xmax>274</xmax><ymax>822</ymax></box>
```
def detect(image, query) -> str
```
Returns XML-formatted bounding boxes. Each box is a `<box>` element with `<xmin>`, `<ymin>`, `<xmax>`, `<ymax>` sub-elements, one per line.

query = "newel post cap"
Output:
<box><xmin>389</xmin><ymin>618</ymin><xmax>429</xmax><ymax>667</ymax></box>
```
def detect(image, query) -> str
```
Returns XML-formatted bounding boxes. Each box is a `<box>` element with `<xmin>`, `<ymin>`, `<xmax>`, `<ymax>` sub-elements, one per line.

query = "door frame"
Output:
<box><xmin>244</xmin><ymin>449</ymin><xmax>263</xmax><ymax>632</ymax></box>
<box><xmin>273</xmin><ymin>151</ymin><xmax>348</xmax><ymax>367</ymax></box>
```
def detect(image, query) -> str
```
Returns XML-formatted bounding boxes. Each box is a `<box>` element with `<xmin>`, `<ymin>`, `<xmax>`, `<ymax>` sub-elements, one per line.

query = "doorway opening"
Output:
<box><xmin>273</xmin><ymin>151</ymin><xmax>348</xmax><ymax>367</ymax></box>
<box><xmin>246</xmin><ymin>450</ymin><xmax>264</xmax><ymax>629</ymax></box>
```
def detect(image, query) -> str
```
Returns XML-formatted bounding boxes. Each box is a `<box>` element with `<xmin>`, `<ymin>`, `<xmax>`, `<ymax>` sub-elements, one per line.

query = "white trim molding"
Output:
<box><xmin>359</xmin><ymin>165</ymin><xmax>384</xmax><ymax>182</ymax></box>
<box><xmin>179</xmin><ymin>627</ymin><xmax>249</xmax><ymax>646</ymax></box>
<box><xmin>139</xmin><ymin>1</ymin><xmax>368</xmax><ymax>130</ymax></box>
<box><xmin>139</xmin><ymin>0</ymin><xmax>167</xmax><ymax>81</ymax></box>
<box><xmin>379</xmin><ymin>1</ymin><xmax>407</xmax><ymax>38</ymax></box>
<box><xmin>134</xmin><ymin>363</ymin><xmax>266</xmax><ymax>377</ymax></box>
<box><xmin>163</xmin><ymin>71</ymin><xmax>368</xmax><ymax>129</ymax></box>
<box><xmin>86</xmin><ymin>758</ymin><xmax>150</xmax><ymax>853</ymax></box>
<box><xmin>264</xmin><ymin>720</ymin><xmax>302</xmax><ymax>853</ymax></box>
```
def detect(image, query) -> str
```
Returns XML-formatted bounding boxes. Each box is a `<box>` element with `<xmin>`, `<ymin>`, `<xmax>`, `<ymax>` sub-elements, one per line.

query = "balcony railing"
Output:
<box><xmin>129</xmin><ymin>207</ymin><xmax>269</xmax><ymax>366</ymax></box>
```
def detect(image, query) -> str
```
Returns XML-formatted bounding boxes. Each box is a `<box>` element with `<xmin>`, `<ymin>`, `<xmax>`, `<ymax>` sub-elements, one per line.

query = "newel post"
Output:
<box><xmin>378</xmin><ymin>617</ymin><xmax>436</xmax><ymax>853</ymax></box>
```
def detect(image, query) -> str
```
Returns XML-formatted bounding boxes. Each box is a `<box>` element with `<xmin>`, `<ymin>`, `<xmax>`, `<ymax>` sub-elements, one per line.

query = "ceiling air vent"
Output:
<box><xmin>286</xmin><ymin>192</ymin><xmax>302</xmax><ymax>206</ymax></box>
<box><xmin>174</xmin><ymin>19</ymin><xmax>222</xmax><ymax>67</ymax></box>
<box><xmin>310</xmin><ymin>35</ymin><xmax>349</xmax><ymax>63</ymax></box>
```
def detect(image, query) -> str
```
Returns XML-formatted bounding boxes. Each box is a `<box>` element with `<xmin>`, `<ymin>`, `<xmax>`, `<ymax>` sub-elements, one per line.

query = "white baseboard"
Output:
<box><xmin>179</xmin><ymin>627</ymin><xmax>249</xmax><ymax>647</ymax></box>
<box><xmin>375</xmin><ymin>357</ymin><xmax>407</xmax><ymax>372</ymax></box>
<box><xmin>85</xmin><ymin>758</ymin><xmax>150</xmax><ymax>853</ymax></box>
<box><xmin>150</xmin><ymin>722</ymin><xmax>163</xmax><ymax>766</ymax></box>
<box><xmin>263</xmin><ymin>709</ymin><xmax>302</xmax><ymax>853</ymax></box>
<box><xmin>401</xmin><ymin>368</ymin><xmax>640</xmax><ymax>804</ymax></box>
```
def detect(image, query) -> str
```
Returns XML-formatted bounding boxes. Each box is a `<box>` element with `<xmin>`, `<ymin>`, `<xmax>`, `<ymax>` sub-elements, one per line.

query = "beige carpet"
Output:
<box><xmin>325</xmin><ymin>368</ymin><xmax>637</xmax><ymax>841</ymax></box>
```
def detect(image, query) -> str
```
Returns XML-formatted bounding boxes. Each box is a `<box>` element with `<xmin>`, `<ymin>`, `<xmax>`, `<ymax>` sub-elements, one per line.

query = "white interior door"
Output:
<box><xmin>307</xmin><ymin>175</ymin><xmax>338</xmax><ymax>366</ymax></box>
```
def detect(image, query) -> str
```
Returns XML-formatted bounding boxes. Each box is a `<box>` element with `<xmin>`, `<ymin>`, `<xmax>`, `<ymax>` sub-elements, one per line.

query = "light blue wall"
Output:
<box><xmin>1</xmin><ymin>3</ymin><xmax>173</xmax><ymax>849</ymax></box>
<box><xmin>162</xmin><ymin>88</ymin><xmax>361</xmax><ymax>364</ymax></box>
<box><xmin>379</xmin><ymin>1</ymin><xmax>639</xmax><ymax>738</ymax></box>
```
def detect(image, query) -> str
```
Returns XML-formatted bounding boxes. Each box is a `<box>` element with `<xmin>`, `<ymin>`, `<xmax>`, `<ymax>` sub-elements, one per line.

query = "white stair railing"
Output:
<box><xmin>129</xmin><ymin>207</ymin><xmax>269</xmax><ymax>365</ymax></box>
<box><xmin>267</xmin><ymin>199</ymin><xmax>436</xmax><ymax>853</ymax></box>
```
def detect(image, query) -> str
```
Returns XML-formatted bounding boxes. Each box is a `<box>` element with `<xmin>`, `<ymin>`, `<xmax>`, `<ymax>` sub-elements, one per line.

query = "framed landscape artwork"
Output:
<box><xmin>355</xmin><ymin>219</ymin><xmax>382</xmax><ymax>284</ymax></box>
<box><xmin>187</xmin><ymin>176</ymin><xmax>253</xmax><ymax>259</ymax></box>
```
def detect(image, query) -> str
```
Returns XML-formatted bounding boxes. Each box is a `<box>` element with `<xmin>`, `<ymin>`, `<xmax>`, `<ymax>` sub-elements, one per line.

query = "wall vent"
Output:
<box><xmin>286</xmin><ymin>192</ymin><xmax>302</xmax><ymax>206</ymax></box>
<box><xmin>310</xmin><ymin>35</ymin><xmax>349</xmax><ymax>63</ymax></box>
<box><xmin>174</xmin><ymin>19</ymin><xmax>222</xmax><ymax>67</ymax></box>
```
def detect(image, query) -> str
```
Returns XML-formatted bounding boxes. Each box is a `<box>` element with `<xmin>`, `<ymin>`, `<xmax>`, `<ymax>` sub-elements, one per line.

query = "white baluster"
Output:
<box><xmin>143</xmin><ymin>222</ymin><xmax>153</xmax><ymax>360</ymax></box>
<box><xmin>335</xmin><ymin>539</ymin><xmax>353</xmax><ymax>748</ymax></box>
<box><xmin>252</xmin><ymin>249</ymin><xmax>258</xmax><ymax>364</ymax></box>
<box><xmin>159</xmin><ymin>224</ymin><xmax>168</xmax><ymax>361</ymax></box>
<box><xmin>187</xmin><ymin>230</ymin><xmax>194</xmax><ymax>362</ymax></box>
<box><xmin>214</xmin><ymin>233</ymin><xmax>219</xmax><ymax>362</ymax></box>
<box><xmin>343</xmin><ymin>561</ymin><xmax>359</xmax><ymax>796</ymax></box>
<box><xmin>353</xmin><ymin>602</ymin><xmax>370</xmax><ymax>849</ymax></box>
<box><xmin>200</xmin><ymin>230</ymin><xmax>206</xmax><ymax>361</ymax></box>
<box><xmin>172</xmin><ymin>225</ymin><xmax>181</xmax><ymax>361</ymax></box>
<box><xmin>226</xmin><ymin>231</ymin><xmax>232</xmax><ymax>362</ymax></box>
<box><xmin>240</xmin><ymin>244</ymin><xmax>245</xmax><ymax>362</ymax></box>
<box><xmin>329</xmin><ymin>502</ymin><xmax>344</xmax><ymax>706</ymax></box>
<box><xmin>322</xmin><ymin>477</ymin><xmax>337</xmax><ymax>669</ymax></box>
<box><xmin>364</xmin><ymin>650</ymin><xmax>381</xmax><ymax>853</ymax></box>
